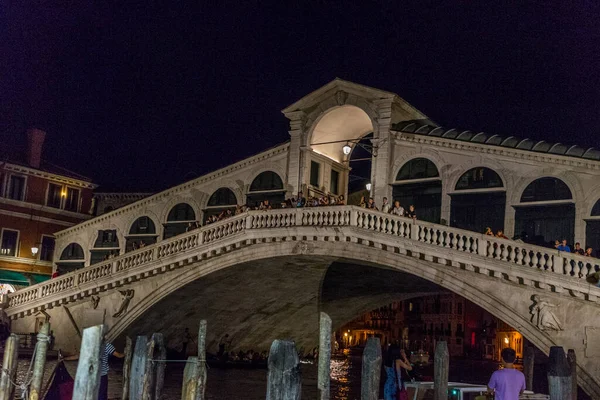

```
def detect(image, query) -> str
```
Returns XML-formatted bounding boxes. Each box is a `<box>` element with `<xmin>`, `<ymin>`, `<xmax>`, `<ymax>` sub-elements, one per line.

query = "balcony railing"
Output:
<box><xmin>7</xmin><ymin>206</ymin><xmax>600</xmax><ymax>312</ymax></box>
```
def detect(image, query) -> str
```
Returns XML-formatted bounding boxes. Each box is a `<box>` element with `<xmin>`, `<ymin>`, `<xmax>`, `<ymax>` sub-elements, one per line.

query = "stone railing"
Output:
<box><xmin>7</xmin><ymin>206</ymin><xmax>600</xmax><ymax>311</ymax></box>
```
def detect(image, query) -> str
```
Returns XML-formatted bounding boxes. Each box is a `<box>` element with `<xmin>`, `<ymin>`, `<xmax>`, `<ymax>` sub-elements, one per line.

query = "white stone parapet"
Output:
<box><xmin>6</xmin><ymin>206</ymin><xmax>600</xmax><ymax>318</ymax></box>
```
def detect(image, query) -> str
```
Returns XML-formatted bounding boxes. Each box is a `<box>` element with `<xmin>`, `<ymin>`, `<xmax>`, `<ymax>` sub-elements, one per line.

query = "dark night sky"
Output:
<box><xmin>1</xmin><ymin>2</ymin><xmax>599</xmax><ymax>192</ymax></box>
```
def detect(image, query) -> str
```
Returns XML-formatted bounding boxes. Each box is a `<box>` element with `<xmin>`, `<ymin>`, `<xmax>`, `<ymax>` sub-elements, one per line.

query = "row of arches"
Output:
<box><xmin>390</xmin><ymin>158</ymin><xmax>590</xmax><ymax>250</ymax></box>
<box><xmin>55</xmin><ymin>171</ymin><xmax>286</xmax><ymax>273</ymax></box>
<box><xmin>55</xmin><ymin>159</ymin><xmax>600</xmax><ymax>272</ymax></box>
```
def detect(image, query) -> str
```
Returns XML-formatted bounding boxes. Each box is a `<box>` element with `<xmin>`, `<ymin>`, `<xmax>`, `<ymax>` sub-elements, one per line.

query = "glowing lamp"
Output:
<box><xmin>344</xmin><ymin>332</ymin><xmax>348</xmax><ymax>337</ymax></box>
<box><xmin>504</xmin><ymin>337</ymin><xmax>509</xmax><ymax>344</ymax></box>
<box><xmin>365</xmin><ymin>182</ymin><xmax>372</xmax><ymax>191</ymax></box>
<box><xmin>31</xmin><ymin>247</ymin><xmax>39</xmax><ymax>256</ymax></box>
<box><xmin>60</xmin><ymin>190</ymin><xmax>67</xmax><ymax>197</ymax></box>
<box><xmin>342</xmin><ymin>143</ymin><xmax>352</xmax><ymax>155</ymax></box>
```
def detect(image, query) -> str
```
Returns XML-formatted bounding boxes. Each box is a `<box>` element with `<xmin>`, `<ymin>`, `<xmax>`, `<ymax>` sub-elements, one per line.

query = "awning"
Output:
<box><xmin>0</xmin><ymin>270</ymin><xmax>50</xmax><ymax>286</ymax></box>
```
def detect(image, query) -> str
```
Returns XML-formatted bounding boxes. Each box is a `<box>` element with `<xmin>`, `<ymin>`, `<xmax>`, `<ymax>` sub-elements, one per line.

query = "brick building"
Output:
<box><xmin>0</xmin><ymin>129</ymin><xmax>96</xmax><ymax>290</ymax></box>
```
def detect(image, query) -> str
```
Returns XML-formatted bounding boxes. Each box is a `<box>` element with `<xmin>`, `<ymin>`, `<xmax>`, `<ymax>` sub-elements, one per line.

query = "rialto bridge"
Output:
<box><xmin>5</xmin><ymin>79</ymin><xmax>600</xmax><ymax>397</ymax></box>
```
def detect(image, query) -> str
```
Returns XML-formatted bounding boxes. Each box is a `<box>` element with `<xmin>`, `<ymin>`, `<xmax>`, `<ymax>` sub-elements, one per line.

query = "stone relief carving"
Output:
<box><xmin>113</xmin><ymin>289</ymin><xmax>135</xmax><ymax>318</ymax></box>
<box><xmin>530</xmin><ymin>295</ymin><xmax>563</xmax><ymax>331</ymax></box>
<box><xmin>90</xmin><ymin>295</ymin><xmax>100</xmax><ymax>310</ymax></box>
<box><xmin>292</xmin><ymin>241</ymin><xmax>314</xmax><ymax>255</ymax></box>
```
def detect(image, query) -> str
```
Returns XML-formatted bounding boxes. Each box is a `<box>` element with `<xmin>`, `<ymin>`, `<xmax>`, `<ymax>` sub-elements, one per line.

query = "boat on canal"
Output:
<box><xmin>404</xmin><ymin>381</ymin><xmax>549</xmax><ymax>400</ymax></box>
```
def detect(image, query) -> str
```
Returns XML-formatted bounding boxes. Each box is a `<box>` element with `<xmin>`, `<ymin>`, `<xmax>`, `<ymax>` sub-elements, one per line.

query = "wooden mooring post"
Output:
<box><xmin>130</xmin><ymin>335</ymin><xmax>149</xmax><ymax>400</ymax></box>
<box><xmin>181</xmin><ymin>320</ymin><xmax>207</xmax><ymax>400</ymax></box>
<box><xmin>0</xmin><ymin>334</ymin><xmax>19</xmax><ymax>400</ymax></box>
<box><xmin>433</xmin><ymin>341</ymin><xmax>449</xmax><ymax>400</ymax></box>
<box><xmin>266</xmin><ymin>340</ymin><xmax>301</xmax><ymax>400</ymax></box>
<box><xmin>567</xmin><ymin>349</ymin><xmax>577</xmax><ymax>400</ymax></box>
<box><xmin>360</xmin><ymin>337</ymin><xmax>381</xmax><ymax>400</ymax></box>
<box><xmin>142</xmin><ymin>333</ymin><xmax>166</xmax><ymax>400</ymax></box>
<box><xmin>122</xmin><ymin>336</ymin><xmax>133</xmax><ymax>400</ymax></box>
<box><xmin>72</xmin><ymin>324</ymin><xmax>105</xmax><ymax>400</ymax></box>
<box><xmin>29</xmin><ymin>321</ymin><xmax>51</xmax><ymax>400</ymax></box>
<box><xmin>523</xmin><ymin>346</ymin><xmax>535</xmax><ymax>391</ymax></box>
<box><xmin>318</xmin><ymin>312</ymin><xmax>331</xmax><ymax>400</ymax></box>
<box><xmin>547</xmin><ymin>346</ymin><xmax>571</xmax><ymax>400</ymax></box>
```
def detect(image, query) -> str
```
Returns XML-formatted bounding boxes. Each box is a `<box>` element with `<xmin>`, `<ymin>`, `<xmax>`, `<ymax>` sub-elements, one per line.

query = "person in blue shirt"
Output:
<box><xmin>556</xmin><ymin>239</ymin><xmax>570</xmax><ymax>252</ymax></box>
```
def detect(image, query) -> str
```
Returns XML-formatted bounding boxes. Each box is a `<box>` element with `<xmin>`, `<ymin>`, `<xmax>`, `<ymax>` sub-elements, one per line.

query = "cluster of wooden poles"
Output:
<box><xmin>0</xmin><ymin>313</ymin><xmax>583</xmax><ymax>400</ymax></box>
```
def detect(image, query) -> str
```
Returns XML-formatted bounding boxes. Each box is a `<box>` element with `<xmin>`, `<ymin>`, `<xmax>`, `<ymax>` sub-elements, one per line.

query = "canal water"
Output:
<box><xmin>11</xmin><ymin>355</ymin><xmax>590</xmax><ymax>399</ymax></box>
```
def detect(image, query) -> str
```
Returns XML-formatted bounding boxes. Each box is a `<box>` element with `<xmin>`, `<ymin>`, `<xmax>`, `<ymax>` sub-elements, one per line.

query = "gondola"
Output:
<box><xmin>42</xmin><ymin>352</ymin><xmax>74</xmax><ymax>400</ymax></box>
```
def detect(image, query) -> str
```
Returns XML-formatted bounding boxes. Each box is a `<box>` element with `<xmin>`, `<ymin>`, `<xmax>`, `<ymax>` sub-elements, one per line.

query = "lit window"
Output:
<box><xmin>0</xmin><ymin>229</ymin><xmax>19</xmax><ymax>256</ymax></box>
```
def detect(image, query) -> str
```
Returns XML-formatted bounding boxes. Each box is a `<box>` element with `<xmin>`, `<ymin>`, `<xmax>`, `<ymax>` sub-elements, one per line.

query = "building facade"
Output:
<box><xmin>0</xmin><ymin>129</ymin><xmax>96</xmax><ymax>287</ymax></box>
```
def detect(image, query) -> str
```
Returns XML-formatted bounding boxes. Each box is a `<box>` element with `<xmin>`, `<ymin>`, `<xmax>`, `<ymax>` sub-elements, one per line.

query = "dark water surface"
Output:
<box><xmin>11</xmin><ymin>355</ymin><xmax>590</xmax><ymax>399</ymax></box>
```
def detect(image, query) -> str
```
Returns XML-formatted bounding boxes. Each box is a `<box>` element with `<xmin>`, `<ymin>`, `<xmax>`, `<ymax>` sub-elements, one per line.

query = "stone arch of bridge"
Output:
<box><xmin>101</xmin><ymin>239</ymin><xmax>600</xmax><ymax>396</ymax></box>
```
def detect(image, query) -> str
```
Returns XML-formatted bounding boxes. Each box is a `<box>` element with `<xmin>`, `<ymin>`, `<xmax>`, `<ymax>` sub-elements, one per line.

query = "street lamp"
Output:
<box><xmin>342</xmin><ymin>142</ymin><xmax>352</xmax><ymax>155</ymax></box>
<box><xmin>365</xmin><ymin>182</ymin><xmax>372</xmax><ymax>191</ymax></box>
<box><xmin>31</xmin><ymin>246</ymin><xmax>39</xmax><ymax>256</ymax></box>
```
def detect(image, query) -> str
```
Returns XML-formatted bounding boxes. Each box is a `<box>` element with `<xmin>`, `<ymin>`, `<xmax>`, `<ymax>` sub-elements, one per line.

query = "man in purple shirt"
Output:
<box><xmin>488</xmin><ymin>348</ymin><xmax>526</xmax><ymax>400</ymax></box>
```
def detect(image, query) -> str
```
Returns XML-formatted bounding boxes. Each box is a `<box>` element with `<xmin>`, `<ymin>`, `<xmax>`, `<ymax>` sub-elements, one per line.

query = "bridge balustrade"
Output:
<box><xmin>7</xmin><ymin>206</ymin><xmax>600</xmax><ymax>312</ymax></box>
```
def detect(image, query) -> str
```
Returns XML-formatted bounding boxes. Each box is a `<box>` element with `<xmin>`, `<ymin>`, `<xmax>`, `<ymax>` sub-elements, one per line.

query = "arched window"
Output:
<box><xmin>60</xmin><ymin>243</ymin><xmax>84</xmax><ymax>260</ymax></box>
<box><xmin>591</xmin><ymin>199</ymin><xmax>600</xmax><ymax>216</ymax></box>
<box><xmin>520</xmin><ymin>177</ymin><xmax>572</xmax><ymax>203</ymax></box>
<box><xmin>249</xmin><ymin>171</ymin><xmax>284</xmax><ymax>192</ymax></box>
<box><xmin>126</xmin><ymin>216</ymin><xmax>158</xmax><ymax>252</ymax></box>
<box><xmin>392</xmin><ymin>158</ymin><xmax>441</xmax><ymax>223</ymax></box>
<box><xmin>57</xmin><ymin>243</ymin><xmax>85</xmax><ymax>274</ymax></box>
<box><xmin>515</xmin><ymin>177</ymin><xmax>574</xmax><ymax>247</ymax></box>
<box><xmin>167</xmin><ymin>203</ymin><xmax>196</xmax><ymax>222</ymax></box>
<box><xmin>91</xmin><ymin>230</ymin><xmax>120</xmax><ymax>265</ymax></box>
<box><xmin>247</xmin><ymin>171</ymin><xmax>285</xmax><ymax>209</ymax></box>
<box><xmin>455</xmin><ymin>167</ymin><xmax>503</xmax><ymax>190</ymax></box>
<box><xmin>396</xmin><ymin>158</ymin><xmax>439</xmax><ymax>181</ymax></box>
<box><xmin>208</xmin><ymin>188</ymin><xmax>237</xmax><ymax>207</ymax></box>
<box><xmin>164</xmin><ymin>203</ymin><xmax>196</xmax><ymax>239</ymax></box>
<box><xmin>129</xmin><ymin>216</ymin><xmax>157</xmax><ymax>235</ymax></box>
<box><xmin>205</xmin><ymin>188</ymin><xmax>238</xmax><ymax>223</ymax></box>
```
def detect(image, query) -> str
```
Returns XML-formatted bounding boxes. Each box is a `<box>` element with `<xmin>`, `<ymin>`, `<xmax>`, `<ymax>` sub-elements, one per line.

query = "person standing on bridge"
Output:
<box><xmin>487</xmin><ymin>348</ymin><xmax>525</xmax><ymax>400</ymax></box>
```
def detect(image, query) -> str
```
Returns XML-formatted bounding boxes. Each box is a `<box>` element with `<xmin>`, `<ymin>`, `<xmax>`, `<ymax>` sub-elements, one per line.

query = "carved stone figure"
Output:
<box><xmin>292</xmin><ymin>241</ymin><xmax>314</xmax><ymax>255</ymax></box>
<box><xmin>531</xmin><ymin>295</ymin><xmax>562</xmax><ymax>331</ymax></box>
<box><xmin>90</xmin><ymin>295</ymin><xmax>100</xmax><ymax>310</ymax></box>
<box><xmin>113</xmin><ymin>289</ymin><xmax>135</xmax><ymax>318</ymax></box>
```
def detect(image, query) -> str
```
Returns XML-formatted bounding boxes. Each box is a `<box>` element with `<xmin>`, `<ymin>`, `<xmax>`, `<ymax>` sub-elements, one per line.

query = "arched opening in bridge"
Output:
<box><xmin>450</xmin><ymin>167</ymin><xmax>505</xmax><ymax>234</ymax></box>
<box><xmin>514</xmin><ymin>177</ymin><xmax>574</xmax><ymax>246</ymax></box>
<box><xmin>108</xmin><ymin>254</ymin><xmax>590</xmax><ymax>397</ymax></box>
<box><xmin>126</xmin><ymin>216</ymin><xmax>157</xmax><ymax>252</ymax></box>
<box><xmin>205</xmin><ymin>188</ymin><xmax>238</xmax><ymax>222</ymax></box>
<box><xmin>392</xmin><ymin>158</ymin><xmax>441</xmax><ymax>223</ymax></box>
<box><xmin>163</xmin><ymin>203</ymin><xmax>196</xmax><ymax>239</ymax></box>
<box><xmin>90</xmin><ymin>229</ymin><xmax>120</xmax><ymax>264</ymax></box>
<box><xmin>56</xmin><ymin>242</ymin><xmax>85</xmax><ymax>273</ymax></box>
<box><xmin>585</xmin><ymin>199</ymin><xmax>600</xmax><ymax>257</ymax></box>
<box><xmin>308</xmin><ymin>105</ymin><xmax>374</xmax><ymax>203</ymax></box>
<box><xmin>246</xmin><ymin>171</ymin><xmax>285</xmax><ymax>208</ymax></box>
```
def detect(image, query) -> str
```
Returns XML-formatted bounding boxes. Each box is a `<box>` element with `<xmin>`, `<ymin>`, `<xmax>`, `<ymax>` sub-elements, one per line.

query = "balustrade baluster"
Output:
<box><xmin>398</xmin><ymin>222</ymin><xmax>405</xmax><ymax>237</ymax></box>
<box><xmin>501</xmin><ymin>245</ymin><xmax>509</xmax><ymax>261</ymax></box>
<box><xmin>425</xmin><ymin>229</ymin><xmax>432</xmax><ymax>244</ymax></box>
<box><xmin>531</xmin><ymin>252</ymin><xmax>539</xmax><ymax>269</ymax></box>
<box><xmin>456</xmin><ymin>235</ymin><xmax>464</xmax><ymax>250</ymax></box>
<box><xmin>451</xmin><ymin>234</ymin><xmax>458</xmax><ymax>249</ymax></box>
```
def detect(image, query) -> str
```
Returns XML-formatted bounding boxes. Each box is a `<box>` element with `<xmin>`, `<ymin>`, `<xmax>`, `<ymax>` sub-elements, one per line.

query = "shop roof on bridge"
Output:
<box><xmin>394</xmin><ymin>120</ymin><xmax>600</xmax><ymax>161</ymax></box>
